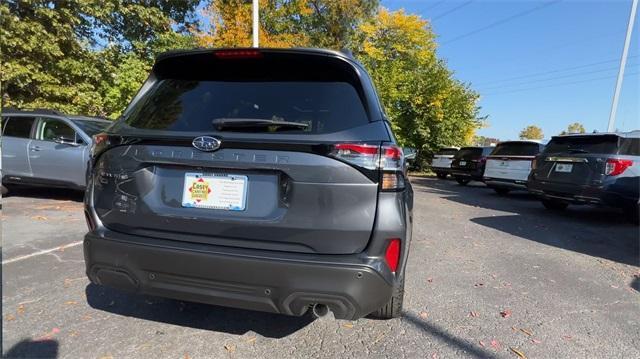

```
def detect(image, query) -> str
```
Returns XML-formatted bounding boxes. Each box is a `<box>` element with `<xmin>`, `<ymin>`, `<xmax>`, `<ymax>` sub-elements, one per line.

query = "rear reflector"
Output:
<box><xmin>605</xmin><ymin>158</ymin><xmax>633</xmax><ymax>176</ymax></box>
<box><xmin>214</xmin><ymin>49</ymin><xmax>263</xmax><ymax>59</ymax></box>
<box><xmin>385</xmin><ymin>238</ymin><xmax>401</xmax><ymax>273</ymax></box>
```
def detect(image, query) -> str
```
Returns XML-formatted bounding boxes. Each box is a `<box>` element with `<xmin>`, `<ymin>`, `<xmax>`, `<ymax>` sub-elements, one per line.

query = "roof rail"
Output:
<box><xmin>2</xmin><ymin>107</ymin><xmax>64</xmax><ymax>116</ymax></box>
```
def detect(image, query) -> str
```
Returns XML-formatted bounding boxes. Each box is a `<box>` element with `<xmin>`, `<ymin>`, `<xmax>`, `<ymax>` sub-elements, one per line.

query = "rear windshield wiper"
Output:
<box><xmin>212</xmin><ymin>118</ymin><xmax>309</xmax><ymax>132</ymax></box>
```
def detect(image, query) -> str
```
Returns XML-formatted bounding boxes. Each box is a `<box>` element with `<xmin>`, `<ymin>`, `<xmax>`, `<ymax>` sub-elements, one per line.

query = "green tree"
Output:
<box><xmin>519</xmin><ymin>125</ymin><xmax>544</xmax><ymax>140</ymax></box>
<box><xmin>1</xmin><ymin>0</ymin><xmax>199</xmax><ymax>117</ymax></box>
<box><xmin>561</xmin><ymin>122</ymin><xmax>586</xmax><ymax>135</ymax></box>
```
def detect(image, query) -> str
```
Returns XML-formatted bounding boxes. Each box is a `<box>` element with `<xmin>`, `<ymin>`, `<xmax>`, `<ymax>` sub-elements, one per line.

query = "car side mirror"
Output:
<box><xmin>403</xmin><ymin>147</ymin><xmax>417</xmax><ymax>161</ymax></box>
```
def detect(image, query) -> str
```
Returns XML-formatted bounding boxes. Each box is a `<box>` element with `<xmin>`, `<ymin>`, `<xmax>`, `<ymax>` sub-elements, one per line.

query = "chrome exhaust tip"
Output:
<box><xmin>311</xmin><ymin>303</ymin><xmax>329</xmax><ymax>318</ymax></box>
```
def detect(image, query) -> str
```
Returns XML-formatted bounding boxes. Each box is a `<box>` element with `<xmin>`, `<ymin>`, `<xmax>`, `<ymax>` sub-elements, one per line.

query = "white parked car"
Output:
<box><xmin>431</xmin><ymin>147</ymin><xmax>459</xmax><ymax>179</ymax></box>
<box><xmin>483</xmin><ymin>140</ymin><xmax>545</xmax><ymax>194</ymax></box>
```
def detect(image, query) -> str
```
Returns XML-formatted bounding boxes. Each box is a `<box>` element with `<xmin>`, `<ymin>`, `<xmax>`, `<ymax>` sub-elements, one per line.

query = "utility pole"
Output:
<box><xmin>252</xmin><ymin>0</ymin><xmax>259</xmax><ymax>47</ymax></box>
<box><xmin>607</xmin><ymin>0</ymin><xmax>638</xmax><ymax>132</ymax></box>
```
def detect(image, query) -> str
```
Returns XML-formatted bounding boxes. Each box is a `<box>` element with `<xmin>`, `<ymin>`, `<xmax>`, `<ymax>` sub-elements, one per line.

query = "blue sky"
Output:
<box><xmin>383</xmin><ymin>0</ymin><xmax>639</xmax><ymax>140</ymax></box>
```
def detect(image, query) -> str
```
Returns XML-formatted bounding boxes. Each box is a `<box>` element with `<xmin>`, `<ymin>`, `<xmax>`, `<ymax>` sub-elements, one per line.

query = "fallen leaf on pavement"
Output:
<box><xmin>562</xmin><ymin>335</ymin><xmax>573</xmax><ymax>341</ymax></box>
<box><xmin>419</xmin><ymin>311</ymin><xmax>429</xmax><ymax>319</ymax></box>
<box><xmin>224</xmin><ymin>343</ymin><xmax>236</xmax><ymax>353</ymax></box>
<box><xmin>31</xmin><ymin>215</ymin><xmax>48</xmax><ymax>221</ymax></box>
<box><xmin>65</xmin><ymin>301</ymin><xmax>77</xmax><ymax>305</ymax></box>
<box><xmin>474</xmin><ymin>283</ymin><xmax>484</xmax><ymax>288</ymax></box>
<box><xmin>184</xmin><ymin>354</ymin><xmax>191</xmax><ymax>359</ymax></box>
<box><xmin>342</xmin><ymin>323</ymin><xmax>354</xmax><ymax>329</ymax></box>
<box><xmin>531</xmin><ymin>339</ymin><xmax>542</xmax><ymax>344</ymax></box>
<box><xmin>490</xmin><ymin>340</ymin><xmax>500</xmax><ymax>349</ymax></box>
<box><xmin>500</xmin><ymin>309</ymin><xmax>512</xmax><ymax>318</ymax></box>
<box><xmin>479</xmin><ymin>341</ymin><xmax>486</xmax><ymax>347</ymax></box>
<box><xmin>427</xmin><ymin>277</ymin><xmax>433</xmax><ymax>283</ymax></box>
<box><xmin>5</xmin><ymin>314</ymin><xmax>16</xmax><ymax>321</ymax></box>
<box><xmin>469</xmin><ymin>311</ymin><xmax>479</xmax><ymax>317</ymax></box>
<box><xmin>510</xmin><ymin>347</ymin><xmax>527</xmax><ymax>359</ymax></box>
<box><xmin>245</xmin><ymin>336</ymin><xmax>257</xmax><ymax>344</ymax></box>
<box><xmin>17</xmin><ymin>304</ymin><xmax>25</xmax><ymax>314</ymax></box>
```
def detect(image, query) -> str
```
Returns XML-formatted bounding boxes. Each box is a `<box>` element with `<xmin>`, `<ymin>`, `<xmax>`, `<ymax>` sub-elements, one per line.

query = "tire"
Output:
<box><xmin>493</xmin><ymin>187</ymin><xmax>510</xmax><ymax>195</ymax></box>
<box><xmin>541</xmin><ymin>199</ymin><xmax>568</xmax><ymax>210</ymax></box>
<box><xmin>455</xmin><ymin>176</ymin><xmax>470</xmax><ymax>186</ymax></box>
<box><xmin>436</xmin><ymin>172</ymin><xmax>447</xmax><ymax>179</ymax></box>
<box><xmin>369</xmin><ymin>275</ymin><xmax>404</xmax><ymax>319</ymax></box>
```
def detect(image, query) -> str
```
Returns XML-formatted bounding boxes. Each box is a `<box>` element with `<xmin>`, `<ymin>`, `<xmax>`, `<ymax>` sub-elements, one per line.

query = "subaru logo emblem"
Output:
<box><xmin>192</xmin><ymin>136</ymin><xmax>221</xmax><ymax>152</ymax></box>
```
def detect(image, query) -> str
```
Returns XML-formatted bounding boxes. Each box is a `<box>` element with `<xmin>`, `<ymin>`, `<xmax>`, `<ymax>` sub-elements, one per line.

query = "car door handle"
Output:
<box><xmin>29</xmin><ymin>146</ymin><xmax>42</xmax><ymax>152</ymax></box>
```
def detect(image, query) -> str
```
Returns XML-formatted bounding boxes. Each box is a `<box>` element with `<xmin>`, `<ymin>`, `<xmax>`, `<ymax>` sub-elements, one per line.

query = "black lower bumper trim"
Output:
<box><xmin>84</xmin><ymin>232</ymin><xmax>393</xmax><ymax>320</ymax></box>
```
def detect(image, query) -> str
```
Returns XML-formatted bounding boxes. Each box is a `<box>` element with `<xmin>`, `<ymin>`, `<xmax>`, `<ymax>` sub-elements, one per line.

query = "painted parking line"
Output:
<box><xmin>2</xmin><ymin>240</ymin><xmax>83</xmax><ymax>265</ymax></box>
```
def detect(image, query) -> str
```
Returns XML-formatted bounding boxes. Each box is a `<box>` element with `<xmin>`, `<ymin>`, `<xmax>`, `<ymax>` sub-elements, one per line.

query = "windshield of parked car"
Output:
<box><xmin>455</xmin><ymin>147</ymin><xmax>483</xmax><ymax>158</ymax></box>
<box><xmin>113</xmin><ymin>79</ymin><xmax>369</xmax><ymax>135</ymax></box>
<box><xmin>72</xmin><ymin>120</ymin><xmax>111</xmax><ymax>136</ymax></box>
<box><xmin>491</xmin><ymin>142</ymin><xmax>541</xmax><ymax>156</ymax></box>
<box><xmin>543</xmin><ymin>135</ymin><xmax>619</xmax><ymax>154</ymax></box>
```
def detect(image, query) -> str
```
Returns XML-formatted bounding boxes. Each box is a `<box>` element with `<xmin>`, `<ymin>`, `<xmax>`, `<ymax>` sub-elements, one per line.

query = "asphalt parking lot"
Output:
<box><xmin>2</xmin><ymin>177</ymin><xmax>639</xmax><ymax>358</ymax></box>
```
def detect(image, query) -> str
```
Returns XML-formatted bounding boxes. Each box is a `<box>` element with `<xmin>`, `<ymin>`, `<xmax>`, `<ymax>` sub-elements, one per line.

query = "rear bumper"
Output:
<box><xmin>484</xmin><ymin>178</ymin><xmax>528</xmax><ymax>190</ymax></box>
<box><xmin>84</xmin><ymin>230</ymin><xmax>394</xmax><ymax>320</ymax></box>
<box><xmin>527</xmin><ymin>180</ymin><xmax>605</xmax><ymax>205</ymax></box>
<box><xmin>450</xmin><ymin>168</ymin><xmax>484</xmax><ymax>180</ymax></box>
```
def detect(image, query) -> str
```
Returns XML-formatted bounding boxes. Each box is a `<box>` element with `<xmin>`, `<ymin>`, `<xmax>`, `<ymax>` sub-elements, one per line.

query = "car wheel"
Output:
<box><xmin>493</xmin><ymin>187</ymin><xmax>510</xmax><ymax>195</ymax></box>
<box><xmin>455</xmin><ymin>176</ymin><xmax>470</xmax><ymax>186</ymax></box>
<box><xmin>541</xmin><ymin>199</ymin><xmax>568</xmax><ymax>210</ymax></box>
<box><xmin>369</xmin><ymin>275</ymin><xmax>404</xmax><ymax>319</ymax></box>
<box><xmin>436</xmin><ymin>172</ymin><xmax>447</xmax><ymax>179</ymax></box>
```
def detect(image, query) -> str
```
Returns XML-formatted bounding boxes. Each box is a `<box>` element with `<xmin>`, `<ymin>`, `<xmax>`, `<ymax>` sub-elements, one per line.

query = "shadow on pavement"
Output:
<box><xmin>3</xmin><ymin>339</ymin><xmax>58</xmax><ymax>359</ymax></box>
<box><xmin>85</xmin><ymin>284</ymin><xmax>315</xmax><ymax>339</ymax></box>
<box><xmin>411</xmin><ymin>176</ymin><xmax>640</xmax><ymax>266</ymax></box>
<box><xmin>3</xmin><ymin>186</ymin><xmax>84</xmax><ymax>202</ymax></box>
<box><xmin>403</xmin><ymin>312</ymin><xmax>499</xmax><ymax>359</ymax></box>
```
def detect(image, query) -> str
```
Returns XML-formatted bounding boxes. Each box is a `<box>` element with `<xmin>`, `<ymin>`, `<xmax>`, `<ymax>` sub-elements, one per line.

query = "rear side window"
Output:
<box><xmin>436</xmin><ymin>148</ymin><xmax>458</xmax><ymax>156</ymax></box>
<box><xmin>544</xmin><ymin>136</ymin><xmax>619</xmax><ymax>155</ymax></box>
<box><xmin>36</xmin><ymin>118</ymin><xmax>76</xmax><ymax>142</ymax></box>
<box><xmin>620</xmin><ymin>138</ymin><xmax>640</xmax><ymax>156</ymax></box>
<box><xmin>3</xmin><ymin>116</ymin><xmax>35</xmax><ymax>138</ymax></box>
<box><xmin>491</xmin><ymin>142</ymin><xmax>541</xmax><ymax>156</ymax></box>
<box><xmin>455</xmin><ymin>147</ymin><xmax>482</xmax><ymax>158</ymax></box>
<box><xmin>116</xmin><ymin>80</ymin><xmax>369</xmax><ymax>134</ymax></box>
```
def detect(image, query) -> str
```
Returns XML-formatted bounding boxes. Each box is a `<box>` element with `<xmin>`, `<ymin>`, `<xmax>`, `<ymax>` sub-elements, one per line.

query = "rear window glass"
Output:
<box><xmin>114</xmin><ymin>80</ymin><xmax>369</xmax><ymax>134</ymax></box>
<box><xmin>491</xmin><ymin>142</ymin><xmax>541</xmax><ymax>156</ymax></box>
<box><xmin>544</xmin><ymin>136</ymin><xmax>619</xmax><ymax>155</ymax></box>
<box><xmin>3</xmin><ymin>116</ymin><xmax>35</xmax><ymax>138</ymax></box>
<box><xmin>620</xmin><ymin>138</ymin><xmax>640</xmax><ymax>156</ymax></box>
<box><xmin>72</xmin><ymin>120</ymin><xmax>110</xmax><ymax>136</ymax></box>
<box><xmin>436</xmin><ymin>148</ymin><xmax>458</xmax><ymax>156</ymax></box>
<box><xmin>455</xmin><ymin>147</ymin><xmax>483</xmax><ymax>158</ymax></box>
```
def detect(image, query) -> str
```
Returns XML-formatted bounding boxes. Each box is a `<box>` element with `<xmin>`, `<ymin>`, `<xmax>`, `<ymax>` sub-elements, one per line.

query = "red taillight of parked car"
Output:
<box><xmin>330</xmin><ymin>143</ymin><xmax>405</xmax><ymax>191</ymax></box>
<box><xmin>385</xmin><ymin>238</ymin><xmax>401</xmax><ymax>273</ymax></box>
<box><xmin>214</xmin><ymin>49</ymin><xmax>263</xmax><ymax>59</ymax></box>
<box><xmin>605</xmin><ymin>158</ymin><xmax>633</xmax><ymax>176</ymax></box>
<box><xmin>531</xmin><ymin>157</ymin><xmax>537</xmax><ymax>170</ymax></box>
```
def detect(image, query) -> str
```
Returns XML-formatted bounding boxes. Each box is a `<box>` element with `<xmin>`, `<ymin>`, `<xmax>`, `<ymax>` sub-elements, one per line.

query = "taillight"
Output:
<box><xmin>385</xmin><ymin>238</ymin><xmax>401</xmax><ymax>273</ymax></box>
<box><xmin>531</xmin><ymin>157</ymin><xmax>537</xmax><ymax>170</ymax></box>
<box><xmin>214</xmin><ymin>49</ymin><xmax>263</xmax><ymax>59</ymax></box>
<box><xmin>329</xmin><ymin>143</ymin><xmax>406</xmax><ymax>191</ymax></box>
<box><xmin>605</xmin><ymin>158</ymin><xmax>633</xmax><ymax>176</ymax></box>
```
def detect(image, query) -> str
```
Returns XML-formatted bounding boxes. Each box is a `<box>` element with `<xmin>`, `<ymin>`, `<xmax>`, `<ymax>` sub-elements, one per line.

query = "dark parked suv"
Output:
<box><xmin>450</xmin><ymin>146</ymin><xmax>495</xmax><ymax>185</ymax></box>
<box><xmin>83</xmin><ymin>48</ymin><xmax>413</xmax><ymax>320</ymax></box>
<box><xmin>528</xmin><ymin>131</ymin><xmax>639</xmax><ymax>222</ymax></box>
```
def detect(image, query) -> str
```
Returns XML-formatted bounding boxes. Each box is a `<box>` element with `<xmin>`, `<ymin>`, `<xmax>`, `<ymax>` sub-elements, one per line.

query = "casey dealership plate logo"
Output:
<box><xmin>192</xmin><ymin>136</ymin><xmax>222</xmax><ymax>152</ymax></box>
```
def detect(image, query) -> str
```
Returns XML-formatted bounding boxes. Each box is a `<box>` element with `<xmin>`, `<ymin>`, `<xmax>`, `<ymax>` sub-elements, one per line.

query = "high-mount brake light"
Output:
<box><xmin>605</xmin><ymin>158</ymin><xmax>633</xmax><ymax>176</ymax></box>
<box><xmin>214</xmin><ymin>49</ymin><xmax>263</xmax><ymax>59</ymax></box>
<box><xmin>329</xmin><ymin>143</ymin><xmax>406</xmax><ymax>191</ymax></box>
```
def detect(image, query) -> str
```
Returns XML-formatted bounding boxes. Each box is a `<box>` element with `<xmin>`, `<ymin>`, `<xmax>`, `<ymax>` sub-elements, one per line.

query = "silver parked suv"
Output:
<box><xmin>1</xmin><ymin>109</ymin><xmax>111</xmax><ymax>191</ymax></box>
<box><xmin>83</xmin><ymin>48</ymin><xmax>414</xmax><ymax>320</ymax></box>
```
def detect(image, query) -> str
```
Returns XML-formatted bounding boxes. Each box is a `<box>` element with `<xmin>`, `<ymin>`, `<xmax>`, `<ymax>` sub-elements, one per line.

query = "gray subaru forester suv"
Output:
<box><xmin>84</xmin><ymin>48</ymin><xmax>414</xmax><ymax>320</ymax></box>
